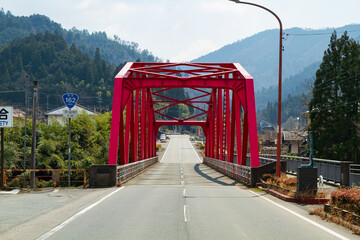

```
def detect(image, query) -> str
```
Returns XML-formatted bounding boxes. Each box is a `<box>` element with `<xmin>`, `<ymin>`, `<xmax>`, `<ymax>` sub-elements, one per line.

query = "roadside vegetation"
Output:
<box><xmin>310</xmin><ymin>188</ymin><xmax>360</xmax><ymax>235</ymax></box>
<box><xmin>3</xmin><ymin>111</ymin><xmax>111</xmax><ymax>171</ymax></box>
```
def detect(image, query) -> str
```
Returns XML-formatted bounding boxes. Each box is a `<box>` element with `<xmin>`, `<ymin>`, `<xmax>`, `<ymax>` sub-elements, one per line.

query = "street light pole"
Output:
<box><xmin>229</xmin><ymin>0</ymin><xmax>283</xmax><ymax>176</ymax></box>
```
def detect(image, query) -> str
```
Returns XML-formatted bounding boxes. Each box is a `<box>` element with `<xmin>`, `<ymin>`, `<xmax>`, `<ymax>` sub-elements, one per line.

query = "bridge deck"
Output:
<box><xmin>0</xmin><ymin>136</ymin><xmax>354</xmax><ymax>240</ymax></box>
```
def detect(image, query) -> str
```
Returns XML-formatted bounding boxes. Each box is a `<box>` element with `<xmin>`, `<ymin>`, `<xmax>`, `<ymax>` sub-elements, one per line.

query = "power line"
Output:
<box><xmin>286</xmin><ymin>29</ymin><xmax>360</xmax><ymax>37</ymax></box>
<box><xmin>0</xmin><ymin>90</ymin><xmax>25</xmax><ymax>93</ymax></box>
<box><xmin>312</xmin><ymin>71</ymin><xmax>360</xmax><ymax>93</ymax></box>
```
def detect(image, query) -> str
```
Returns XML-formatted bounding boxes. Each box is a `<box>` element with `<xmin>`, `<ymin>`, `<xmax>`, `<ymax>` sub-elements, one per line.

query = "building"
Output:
<box><xmin>282</xmin><ymin>131</ymin><xmax>308</xmax><ymax>155</ymax></box>
<box><xmin>44</xmin><ymin>105</ymin><xmax>95</xmax><ymax>125</ymax></box>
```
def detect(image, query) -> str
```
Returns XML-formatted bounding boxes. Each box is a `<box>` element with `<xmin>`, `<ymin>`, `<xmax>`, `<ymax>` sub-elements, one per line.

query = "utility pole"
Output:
<box><xmin>0</xmin><ymin>128</ymin><xmax>4</xmax><ymax>189</ymax></box>
<box><xmin>23</xmin><ymin>75</ymin><xmax>28</xmax><ymax>182</ymax></box>
<box><xmin>30</xmin><ymin>80</ymin><xmax>38</xmax><ymax>189</ymax></box>
<box><xmin>46</xmin><ymin>95</ymin><xmax>49</xmax><ymax>112</ymax></box>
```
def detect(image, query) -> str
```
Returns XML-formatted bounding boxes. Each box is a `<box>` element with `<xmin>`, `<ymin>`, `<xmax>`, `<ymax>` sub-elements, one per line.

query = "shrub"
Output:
<box><xmin>331</xmin><ymin>188</ymin><xmax>360</xmax><ymax>215</ymax></box>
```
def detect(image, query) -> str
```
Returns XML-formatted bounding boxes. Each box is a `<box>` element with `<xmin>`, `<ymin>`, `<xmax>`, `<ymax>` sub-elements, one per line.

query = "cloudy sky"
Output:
<box><xmin>1</xmin><ymin>0</ymin><xmax>360</xmax><ymax>61</ymax></box>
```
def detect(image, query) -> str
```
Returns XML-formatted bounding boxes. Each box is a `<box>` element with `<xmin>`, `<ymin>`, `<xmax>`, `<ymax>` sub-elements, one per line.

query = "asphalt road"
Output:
<box><xmin>2</xmin><ymin>135</ymin><xmax>357</xmax><ymax>240</ymax></box>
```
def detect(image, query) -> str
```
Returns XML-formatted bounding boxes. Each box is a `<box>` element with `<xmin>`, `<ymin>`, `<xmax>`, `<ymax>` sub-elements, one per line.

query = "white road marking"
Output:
<box><xmin>160</xmin><ymin>138</ymin><xmax>173</xmax><ymax>163</ymax></box>
<box><xmin>0</xmin><ymin>189</ymin><xmax>20</xmax><ymax>194</ymax></box>
<box><xmin>180</xmin><ymin>175</ymin><xmax>184</xmax><ymax>179</ymax></box>
<box><xmin>184</xmin><ymin>205</ymin><xmax>188</xmax><ymax>222</ymax></box>
<box><xmin>249</xmin><ymin>190</ymin><xmax>349</xmax><ymax>240</ymax></box>
<box><xmin>181</xmin><ymin>181</ymin><xmax>184</xmax><ymax>185</ymax></box>
<box><xmin>190</xmin><ymin>140</ymin><xmax>202</xmax><ymax>163</ymax></box>
<box><xmin>52</xmin><ymin>189</ymin><xmax>59</xmax><ymax>193</ymax></box>
<box><xmin>37</xmin><ymin>187</ymin><xmax>125</xmax><ymax>240</ymax></box>
<box><xmin>183</xmin><ymin>188</ymin><xmax>187</xmax><ymax>197</ymax></box>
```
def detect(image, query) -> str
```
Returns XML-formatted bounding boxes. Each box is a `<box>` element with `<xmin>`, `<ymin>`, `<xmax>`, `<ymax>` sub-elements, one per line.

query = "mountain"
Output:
<box><xmin>0</xmin><ymin>31</ymin><xmax>117</xmax><ymax>110</ymax></box>
<box><xmin>192</xmin><ymin>24</ymin><xmax>360</xmax><ymax>92</ymax></box>
<box><xmin>0</xmin><ymin>9</ymin><xmax>161</xmax><ymax>65</ymax></box>
<box><xmin>255</xmin><ymin>62</ymin><xmax>319</xmax><ymax>109</ymax></box>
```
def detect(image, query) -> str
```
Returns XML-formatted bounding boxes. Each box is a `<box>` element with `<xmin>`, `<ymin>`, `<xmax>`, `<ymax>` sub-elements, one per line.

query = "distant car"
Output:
<box><xmin>160</xmin><ymin>134</ymin><xmax>166</xmax><ymax>143</ymax></box>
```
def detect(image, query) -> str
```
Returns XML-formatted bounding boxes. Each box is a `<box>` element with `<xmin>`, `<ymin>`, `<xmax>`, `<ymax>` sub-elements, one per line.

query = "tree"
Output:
<box><xmin>309</xmin><ymin>31</ymin><xmax>360</xmax><ymax>162</ymax></box>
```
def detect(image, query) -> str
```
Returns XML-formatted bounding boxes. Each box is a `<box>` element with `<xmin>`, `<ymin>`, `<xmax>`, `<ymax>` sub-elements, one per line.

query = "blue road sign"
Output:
<box><xmin>62</xmin><ymin>93</ymin><xmax>79</xmax><ymax>109</ymax></box>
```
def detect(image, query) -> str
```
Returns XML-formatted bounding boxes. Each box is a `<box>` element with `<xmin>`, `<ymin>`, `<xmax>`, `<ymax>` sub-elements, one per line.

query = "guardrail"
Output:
<box><xmin>204</xmin><ymin>157</ymin><xmax>286</xmax><ymax>187</ymax></box>
<box><xmin>3</xmin><ymin>169</ymin><xmax>86</xmax><ymax>188</ymax></box>
<box><xmin>117</xmin><ymin>157</ymin><xmax>158</xmax><ymax>183</ymax></box>
<box><xmin>350</xmin><ymin>164</ymin><xmax>360</xmax><ymax>186</ymax></box>
<box><xmin>203</xmin><ymin>157</ymin><xmax>251</xmax><ymax>185</ymax></box>
<box><xmin>258</xmin><ymin>154</ymin><xmax>351</xmax><ymax>185</ymax></box>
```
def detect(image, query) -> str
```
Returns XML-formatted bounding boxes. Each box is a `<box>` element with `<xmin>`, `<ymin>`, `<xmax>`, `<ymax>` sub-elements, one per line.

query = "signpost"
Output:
<box><xmin>62</xmin><ymin>94</ymin><xmax>78</xmax><ymax>187</ymax></box>
<box><xmin>0</xmin><ymin>107</ymin><xmax>13</xmax><ymax>189</ymax></box>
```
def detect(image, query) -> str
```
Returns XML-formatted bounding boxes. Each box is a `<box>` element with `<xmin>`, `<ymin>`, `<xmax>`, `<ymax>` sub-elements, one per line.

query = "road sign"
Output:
<box><xmin>62</xmin><ymin>93</ymin><xmax>79</xmax><ymax>109</ymax></box>
<box><xmin>0</xmin><ymin>107</ymin><xmax>13</xmax><ymax>128</ymax></box>
<box><xmin>63</xmin><ymin>109</ymin><xmax>78</xmax><ymax>118</ymax></box>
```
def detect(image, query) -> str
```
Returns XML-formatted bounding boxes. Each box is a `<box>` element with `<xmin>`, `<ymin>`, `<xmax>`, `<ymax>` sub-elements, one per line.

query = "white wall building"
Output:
<box><xmin>44</xmin><ymin>105</ymin><xmax>95</xmax><ymax>125</ymax></box>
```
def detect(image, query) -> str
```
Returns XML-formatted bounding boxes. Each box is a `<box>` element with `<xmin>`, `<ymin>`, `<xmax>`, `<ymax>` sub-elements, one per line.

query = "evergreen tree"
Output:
<box><xmin>309</xmin><ymin>31</ymin><xmax>360</xmax><ymax>162</ymax></box>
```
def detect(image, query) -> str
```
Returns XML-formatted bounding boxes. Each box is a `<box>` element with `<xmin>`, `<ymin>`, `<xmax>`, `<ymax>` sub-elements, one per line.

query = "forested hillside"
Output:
<box><xmin>0</xmin><ymin>31</ymin><xmax>118</xmax><ymax>110</ymax></box>
<box><xmin>193</xmin><ymin>25</ymin><xmax>360</xmax><ymax>91</ymax></box>
<box><xmin>0</xmin><ymin>9</ymin><xmax>161</xmax><ymax>65</ymax></box>
<box><xmin>255</xmin><ymin>62</ymin><xmax>319</xmax><ymax>110</ymax></box>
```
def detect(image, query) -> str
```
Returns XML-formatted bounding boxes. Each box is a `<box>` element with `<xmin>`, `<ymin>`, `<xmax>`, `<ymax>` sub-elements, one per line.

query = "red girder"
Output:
<box><xmin>109</xmin><ymin>62</ymin><xmax>259</xmax><ymax>168</ymax></box>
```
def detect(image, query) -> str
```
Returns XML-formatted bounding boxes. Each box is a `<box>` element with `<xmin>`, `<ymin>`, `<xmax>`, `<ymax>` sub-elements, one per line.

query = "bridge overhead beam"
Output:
<box><xmin>108</xmin><ymin>62</ymin><xmax>259</xmax><ymax>167</ymax></box>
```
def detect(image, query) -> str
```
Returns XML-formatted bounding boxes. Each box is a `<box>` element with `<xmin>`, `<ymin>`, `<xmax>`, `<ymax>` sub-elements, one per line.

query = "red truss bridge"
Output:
<box><xmin>108</xmin><ymin>62</ymin><xmax>259</xmax><ymax>167</ymax></box>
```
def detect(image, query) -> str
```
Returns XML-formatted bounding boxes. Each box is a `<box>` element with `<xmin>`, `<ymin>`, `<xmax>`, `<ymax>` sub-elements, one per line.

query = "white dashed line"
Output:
<box><xmin>183</xmin><ymin>188</ymin><xmax>187</xmax><ymax>197</ymax></box>
<box><xmin>184</xmin><ymin>205</ymin><xmax>188</xmax><ymax>222</ymax></box>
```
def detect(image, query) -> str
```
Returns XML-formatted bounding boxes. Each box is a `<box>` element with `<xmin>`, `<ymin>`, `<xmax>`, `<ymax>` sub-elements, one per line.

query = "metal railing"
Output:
<box><xmin>350</xmin><ymin>164</ymin><xmax>360</xmax><ymax>186</ymax></box>
<box><xmin>259</xmin><ymin>154</ymin><xmax>348</xmax><ymax>184</ymax></box>
<box><xmin>117</xmin><ymin>157</ymin><xmax>158</xmax><ymax>183</ymax></box>
<box><xmin>3</xmin><ymin>169</ymin><xmax>86</xmax><ymax>188</ymax></box>
<box><xmin>203</xmin><ymin>157</ymin><xmax>251</xmax><ymax>185</ymax></box>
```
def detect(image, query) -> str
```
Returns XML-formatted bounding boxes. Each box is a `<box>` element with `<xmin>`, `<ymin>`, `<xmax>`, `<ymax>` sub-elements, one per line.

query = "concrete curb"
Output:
<box><xmin>264</xmin><ymin>188</ymin><xmax>329</xmax><ymax>204</ymax></box>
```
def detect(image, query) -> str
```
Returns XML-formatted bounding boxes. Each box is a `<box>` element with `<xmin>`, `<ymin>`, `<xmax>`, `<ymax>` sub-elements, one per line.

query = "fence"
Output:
<box><xmin>203</xmin><ymin>157</ymin><xmax>251</xmax><ymax>185</ymax></box>
<box><xmin>350</xmin><ymin>164</ymin><xmax>360</xmax><ymax>186</ymax></box>
<box><xmin>3</xmin><ymin>169</ymin><xmax>86</xmax><ymax>188</ymax></box>
<box><xmin>258</xmin><ymin>154</ymin><xmax>351</xmax><ymax>185</ymax></box>
<box><xmin>117</xmin><ymin>156</ymin><xmax>158</xmax><ymax>183</ymax></box>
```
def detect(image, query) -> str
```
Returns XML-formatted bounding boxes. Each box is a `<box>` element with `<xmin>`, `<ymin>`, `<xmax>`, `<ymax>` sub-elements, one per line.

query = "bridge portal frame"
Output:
<box><xmin>108</xmin><ymin>62</ymin><xmax>259</xmax><ymax>167</ymax></box>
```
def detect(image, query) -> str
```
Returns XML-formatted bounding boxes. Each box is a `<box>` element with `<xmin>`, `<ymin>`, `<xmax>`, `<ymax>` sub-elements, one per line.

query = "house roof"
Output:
<box><xmin>283</xmin><ymin>131</ymin><xmax>307</xmax><ymax>141</ymax></box>
<box><xmin>44</xmin><ymin>105</ymin><xmax>95</xmax><ymax>116</ymax></box>
<box><xmin>13</xmin><ymin>109</ymin><xmax>25</xmax><ymax>117</ymax></box>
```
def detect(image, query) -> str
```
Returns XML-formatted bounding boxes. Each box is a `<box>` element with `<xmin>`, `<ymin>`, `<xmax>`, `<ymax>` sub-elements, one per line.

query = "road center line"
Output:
<box><xmin>184</xmin><ymin>205</ymin><xmax>188</xmax><ymax>222</ymax></box>
<box><xmin>249</xmin><ymin>190</ymin><xmax>349</xmax><ymax>240</ymax></box>
<box><xmin>37</xmin><ymin>187</ymin><xmax>125</xmax><ymax>240</ymax></box>
<box><xmin>183</xmin><ymin>188</ymin><xmax>187</xmax><ymax>197</ymax></box>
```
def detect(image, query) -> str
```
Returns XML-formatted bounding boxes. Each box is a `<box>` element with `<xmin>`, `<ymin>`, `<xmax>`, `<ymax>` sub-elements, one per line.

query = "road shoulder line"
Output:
<box><xmin>37</xmin><ymin>187</ymin><xmax>125</xmax><ymax>240</ymax></box>
<box><xmin>249</xmin><ymin>190</ymin><xmax>349</xmax><ymax>240</ymax></box>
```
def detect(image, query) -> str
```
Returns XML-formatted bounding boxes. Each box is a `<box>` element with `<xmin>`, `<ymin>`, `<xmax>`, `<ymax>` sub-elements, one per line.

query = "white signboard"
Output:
<box><xmin>0</xmin><ymin>106</ymin><xmax>13</xmax><ymax>128</ymax></box>
<box><xmin>63</xmin><ymin>109</ymin><xmax>78</xmax><ymax>118</ymax></box>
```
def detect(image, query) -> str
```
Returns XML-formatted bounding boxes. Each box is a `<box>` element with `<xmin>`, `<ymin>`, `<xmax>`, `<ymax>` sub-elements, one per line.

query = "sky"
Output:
<box><xmin>1</xmin><ymin>0</ymin><xmax>360</xmax><ymax>62</ymax></box>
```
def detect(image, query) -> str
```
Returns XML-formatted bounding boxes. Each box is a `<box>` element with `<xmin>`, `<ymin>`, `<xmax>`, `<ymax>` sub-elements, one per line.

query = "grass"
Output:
<box><xmin>310</xmin><ymin>207</ymin><xmax>360</xmax><ymax>235</ymax></box>
<box><xmin>262</xmin><ymin>173</ymin><xmax>327</xmax><ymax>198</ymax></box>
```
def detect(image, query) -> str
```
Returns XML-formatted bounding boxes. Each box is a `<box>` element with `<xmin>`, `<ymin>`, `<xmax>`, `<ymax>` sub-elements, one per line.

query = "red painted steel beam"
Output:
<box><xmin>109</xmin><ymin>62</ymin><xmax>260</xmax><ymax>167</ymax></box>
<box><xmin>225</xmin><ymin>89</ymin><xmax>231</xmax><ymax>162</ymax></box>
<box><xmin>218</xmin><ymin>89</ymin><xmax>223</xmax><ymax>160</ymax></box>
<box><xmin>124</xmin><ymin>93</ymin><xmax>132</xmax><ymax>164</ymax></box>
<box><xmin>133</xmin><ymin>89</ymin><xmax>139</xmax><ymax>162</ymax></box>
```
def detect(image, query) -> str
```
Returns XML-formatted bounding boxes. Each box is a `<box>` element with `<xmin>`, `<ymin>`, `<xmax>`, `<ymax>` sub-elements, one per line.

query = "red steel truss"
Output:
<box><xmin>108</xmin><ymin>62</ymin><xmax>259</xmax><ymax>167</ymax></box>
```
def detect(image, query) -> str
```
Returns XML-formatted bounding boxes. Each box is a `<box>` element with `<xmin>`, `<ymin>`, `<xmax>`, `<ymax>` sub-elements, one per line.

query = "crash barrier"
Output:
<box><xmin>203</xmin><ymin>157</ymin><xmax>286</xmax><ymax>187</ymax></box>
<box><xmin>89</xmin><ymin>156</ymin><xmax>158</xmax><ymax>187</ymax></box>
<box><xmin>117</xmin><ymin>156</ymin><xmax>158</xmax><ymax>183</ymax></box>
<box><xmin>258</xmin><ymin>154</ymin><xmax>351</xmax><ymax>186</ymax></box>
<box><xmin>3</xmin><ymin>169</ymin><xmax>86</xmax><ymax>188</ymax></box>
